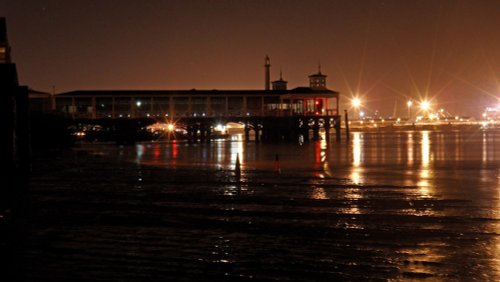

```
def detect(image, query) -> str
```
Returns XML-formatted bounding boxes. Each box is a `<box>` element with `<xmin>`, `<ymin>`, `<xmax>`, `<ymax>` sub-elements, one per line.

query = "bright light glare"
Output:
<box><xmin>352</xmin><ymin>97</ymin><xmax>361</xmax><ymax>108</ymax></box>
<box><xmin>407</xmin><ymin>100</ymin><xmax>413</xmax><ymax>107</ymax></box>
<box><xmin>167</xmin><ymin>123</ymin><xmax>175</xmax><ymax>131</ymax></box>
<box><xmin>215</xmin><ymin>124</ymin><xmax>227</xmax><ymax>133</ymax></box>
<box><xmin>420</xmin><ymin>100</ymin><xmax>430</xmax><ymax>111</ymax></box>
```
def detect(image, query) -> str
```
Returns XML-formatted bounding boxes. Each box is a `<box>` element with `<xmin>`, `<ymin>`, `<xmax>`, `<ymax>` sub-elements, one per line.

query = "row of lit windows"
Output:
<box><xmin>56</xmin><ymin>97</ymin><xmax>281</xmax><ymax>111</ymax></box>
<box><xmin>56</xmin><ymin>96</ymin><xmax>337</xmax><ymax>118</ymax></box>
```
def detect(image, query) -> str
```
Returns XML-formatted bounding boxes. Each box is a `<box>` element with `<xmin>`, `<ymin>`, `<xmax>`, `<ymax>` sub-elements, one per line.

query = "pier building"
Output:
<box><xmin>55</xmin><ymin>64</ymin><xmax>339</xmax><ymax>120</ymax></box>
<box><xmin>53</xmin><ymin>57</ymin><xmax>341</xmax><ymax>142</ymax></box>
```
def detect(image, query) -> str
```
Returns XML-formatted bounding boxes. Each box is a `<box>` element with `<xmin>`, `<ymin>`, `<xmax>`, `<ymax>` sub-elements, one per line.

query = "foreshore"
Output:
<box><xmin>2</xmin><ymin>143</ymin><xmax>498</xmax><ymax>281</ymax></box>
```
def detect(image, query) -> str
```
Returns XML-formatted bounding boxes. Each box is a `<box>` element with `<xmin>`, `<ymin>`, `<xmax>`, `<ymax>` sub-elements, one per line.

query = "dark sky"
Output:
<box><xmin>2</xmin><ymin>0</ymin><xmax>500</xmax><ymax>117</ymax></box>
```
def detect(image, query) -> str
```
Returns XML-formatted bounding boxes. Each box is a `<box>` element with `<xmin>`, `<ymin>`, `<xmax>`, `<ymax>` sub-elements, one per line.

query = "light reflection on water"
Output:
<box><xmin>311</xmin><ymin>186</ymin><xmax>328</xmax><ymax>200</ymax></box>
<box><xmin>407</xmin><ymin>133</ymin><xmax>414</xmax><ymax>165</ymax></box>
<box><xmin>350</xmin><ymin>132</ymin><xmax>364</xmax><ymax>184</ymax></box>
<box><xmin>130</xmin><ymin>129</ymin><xmax>495</xmax><ymax>215</ymax></box>
<box><xmin>102</xmin><ymin>129</ymin><xmax>500</xmax><ymax>220</ymax></box>
<box><xmin>81</xmin><ymin>130</ymin><xmax>500</xmax><ymax>278</ymax></box>
<box><xmin>418</xmin><ymin>131</ymin><xmax>433</xmax><ymax>196</ymax></box>
<box><xmin>100</xmin><ymin>129</ymin><xmax>500</xmax><ymax>198</ymax></box>
<box><xmin>352</xmin><ymin>132</ymin><xmax>362</xmax><ymax>166</ymax></box>
<box><xmin>421</xmin><ymin>131</ymin><xmax>430</xmax><ymax>167</ymax></box>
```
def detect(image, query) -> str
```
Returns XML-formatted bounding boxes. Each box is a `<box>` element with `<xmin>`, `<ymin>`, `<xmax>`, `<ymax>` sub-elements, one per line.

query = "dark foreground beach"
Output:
<box><xmin>4</xmin><ymin>130</ymin><xmax>500</xmax><ymax>281</ymax></box>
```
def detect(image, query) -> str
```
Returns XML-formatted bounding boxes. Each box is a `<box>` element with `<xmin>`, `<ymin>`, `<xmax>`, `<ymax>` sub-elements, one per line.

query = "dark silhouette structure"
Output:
<box><xmin>0</xmin><ymin>18</ymin><xmax>30</xmax><ymax>214</ymax></box>
<box><xmin>1</xmin><ymin>20</ymin><xmax>30</xmax><ymax>282</ymax></box>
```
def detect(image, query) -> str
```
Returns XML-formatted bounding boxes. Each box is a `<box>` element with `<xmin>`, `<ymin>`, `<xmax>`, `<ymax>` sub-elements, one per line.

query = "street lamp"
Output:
<box><xmin>352</xmin><ymin>97</ymin><xmax>361</xmax><ymax>108</ymax></box>
<box><xmin>420</xmin><ymin>100</ymin><xmax>430</xmax><ymax>110</ymax></box>
<box><xmin>352</xmin><ymin>97</ymin><xmax>361</xmax><ymax>120</ymax></box>
<box><xmin>419</xmin><ymin>100</ymin><xmax>431</xmax><ymax>119</ymax></box>
<box><xmin>407</xmin><ymin>100</ymin><xmax>413</xmax><ymax>119</ymax></box>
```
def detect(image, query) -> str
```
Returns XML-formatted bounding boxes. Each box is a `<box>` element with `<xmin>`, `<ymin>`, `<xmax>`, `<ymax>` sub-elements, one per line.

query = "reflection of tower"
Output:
<box><xmin>265</xmin><ymin>55</ymin><xmax>271</xmax><ymax>90</ymax></box>
<box><xmin>272</xmin><ymin>70</ymin><xmax>287</xmax><ymax>90</ymax></box>
<box><xmin>0</xmin><ymin>18</ymin><xmax>12</xmax><ymax>63</ymax></box>
<box><xmin>309</xmin><ymin>64</ymin><xmax>327</xmax><ymax>90</ymax></box>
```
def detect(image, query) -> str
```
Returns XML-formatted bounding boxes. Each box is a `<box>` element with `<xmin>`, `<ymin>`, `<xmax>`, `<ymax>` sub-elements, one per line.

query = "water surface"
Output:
<box><xmin>18</xmin><ymin>129</ymin><xmax>500</xmax><ymax>281</ymax></box>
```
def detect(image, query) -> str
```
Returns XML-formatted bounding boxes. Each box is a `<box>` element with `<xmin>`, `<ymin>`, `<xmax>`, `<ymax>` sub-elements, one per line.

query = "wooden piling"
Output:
<box><xmin>344</xmin><ymin>110</ymin><xmax>350</xmax><ymax>141</ymax></box>
<box><xmin>274</xmin><ymin>154</ymin><xmax>281</xmax><ymax>176</ymax></box>
<box><xmin>235</xmin><ymin>153</ymin><xmax>241</xmax><ymax>180</ymax></box>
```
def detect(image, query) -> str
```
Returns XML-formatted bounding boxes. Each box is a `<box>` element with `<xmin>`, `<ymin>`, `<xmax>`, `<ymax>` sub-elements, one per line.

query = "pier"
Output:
<box><xmin>70</xmin><ymin>114</ymin><xmax>341</xmax><ymax>144</ymax></box>
<box><xmin>52</xmin><ymin>63</ymin><xmax>342</xmax><ymax>144</ymax></box>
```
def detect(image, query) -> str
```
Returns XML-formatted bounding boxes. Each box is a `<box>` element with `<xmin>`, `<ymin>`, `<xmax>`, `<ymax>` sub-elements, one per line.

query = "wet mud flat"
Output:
<box><xmin>7</xmin><ymin>150</ymin><xmax>500</xmax><ymax>281</ymax></box>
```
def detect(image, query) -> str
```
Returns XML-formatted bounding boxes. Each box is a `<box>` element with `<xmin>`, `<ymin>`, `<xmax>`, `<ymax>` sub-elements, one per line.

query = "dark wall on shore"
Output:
<box><xmin>0</xmin><ymin>63</ymin><xmax>27</xmax><ymax>211</ymax></box>
<box><xmin>30</xmin><ymin>112</ymin><xmax>74</xmax><ymax>150</ymax></box>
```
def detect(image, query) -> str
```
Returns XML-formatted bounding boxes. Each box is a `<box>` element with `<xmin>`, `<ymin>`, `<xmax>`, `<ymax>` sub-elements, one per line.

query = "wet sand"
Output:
<box><xmin>8</xmin><ymin>136</ymin><xmax>500</xmax><ymax>281</ymax></box>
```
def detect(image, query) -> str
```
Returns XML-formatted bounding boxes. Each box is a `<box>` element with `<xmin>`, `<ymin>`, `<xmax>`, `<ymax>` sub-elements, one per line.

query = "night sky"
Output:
<box><xmin>2</xmin><ymin>0</ymin><xmax>500</xmax><ymax>117</ymax></box>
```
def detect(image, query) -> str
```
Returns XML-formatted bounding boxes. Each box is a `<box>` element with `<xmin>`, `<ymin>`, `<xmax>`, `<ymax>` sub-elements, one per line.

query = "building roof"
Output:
<box><xmin>308</xmin><ymin>72</ymin><xmax>327</xmax><ymax>78</ymax></box>
<box><xmin>56</xmin><ymin>87</ymin><xmax>338</xmax><ymax>97</ymax></box>
<box><xmin>289</xmin><ymin>87</ymin><xmax>336</xmax><ymax>94</ymax></box>
<box><xmin>272</xmin><ymin>79</ymin><xmax>287</xmax><ymax>83</ymax></box>
<box><xmin>28</xmin><ymin>88</ymin><xmax>51</xmax><ymax>99</ymax></box>
<box><xmin>280</xmin><ymin>87</ymin><xmax>339</xmax><ymax>99</ymax></box>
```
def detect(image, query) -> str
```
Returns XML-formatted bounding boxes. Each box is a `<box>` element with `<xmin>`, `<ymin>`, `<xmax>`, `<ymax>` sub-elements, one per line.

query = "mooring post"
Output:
<box><xmin>344</xmin><ymin>110</ymin><xmax>350</xmax><ymax>141</ymax></box>
<box><xmin>335</xmin><ymin>116</ymin><xmax>341</xmax><ymax>142</ymax></box>
<box><xmin>235</xmin><ymin>153</ymin><xmax>241</xmax><ymax>180</ymax></box>
<box><xmin>274</xmin><ymin>154</ymin><xmax>281</xmax><ymax>176</ymax></box>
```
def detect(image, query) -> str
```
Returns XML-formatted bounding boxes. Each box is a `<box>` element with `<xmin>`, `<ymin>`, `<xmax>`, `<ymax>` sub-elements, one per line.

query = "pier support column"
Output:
<box><xmin>301</xmin><ymin>118</ymin><xmax>310</xmax><ymax>142</ymax></box>
<box><xmin>324</xmin><ymin>118</ymin><xmax>330</xmax><ymax>141</ymax></box>
<box><xmin>344</xmin><ymin>110</ymin><xmax>350</xmax><ymax>141</ymax></box>
<box><xmin>312</xmin><ymin>118</ymin><xmax>320</xmax><ymax>141</ymax></box>
<box><xmin>194</xmin><ymin>124</ymin><xmax>200</xmax><ymax>143</ymax></box>
<box><xmin>205</xmin><ymin>122</ymin><xmax>212</xmax><ymax>143</ymax></box>
<box><xmin>186</xmin><ymin>125</ymin><xmax>191</xmax><ymax>143</ymax></box>
<box><xmin>253</xmin><ymin>121</ymin><xmax>260</xmax><ymax>143</ymax></box>
<box><xmin>199</xmin><ymin>123</ymin><xmax>206</xmax><ymax>143</ymax></box>
<box><xmin>187</xmin><ymin>124</ymin><xmax>196</xmax><ymax>143</ymax></box>
<box><xmin>244</xmin><ymin>122</ymin><xmax>250</xmax><ymax>142</ymax></box>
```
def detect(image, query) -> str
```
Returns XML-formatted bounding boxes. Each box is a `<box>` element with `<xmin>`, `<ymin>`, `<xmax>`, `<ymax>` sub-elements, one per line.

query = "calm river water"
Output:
<box><xmin>13</xmin><ymin>129</ymin><xmax>500</xmax><ymax>281</ymax></box>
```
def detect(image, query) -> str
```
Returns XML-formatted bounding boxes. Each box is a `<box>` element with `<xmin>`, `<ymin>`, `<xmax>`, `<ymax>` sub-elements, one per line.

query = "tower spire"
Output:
<box><xmin>265</xmin><ymin>55</ymin><xmax>271</xmax><ymax>91</ymax></box>
<box><xmin>309</xmin><ymin>62</ymin><xmax>327</xmax><ymax>90</ymax></box>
